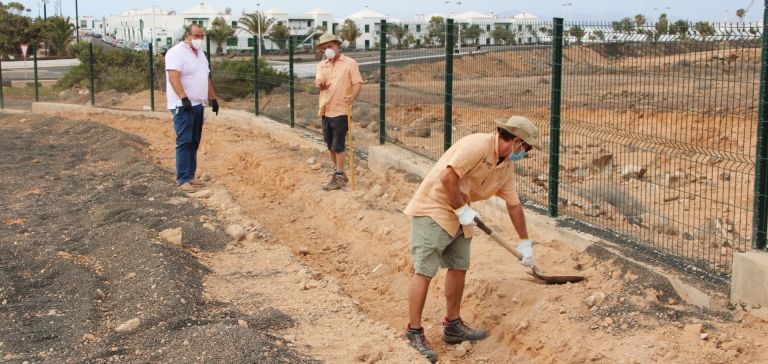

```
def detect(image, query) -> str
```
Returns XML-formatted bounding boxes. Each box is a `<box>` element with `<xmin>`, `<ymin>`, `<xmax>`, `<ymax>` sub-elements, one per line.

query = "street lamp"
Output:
<box><xmin>562</xmin><ymin>2</ymin><xmax>573</xmax><ymax>24</ymax></box>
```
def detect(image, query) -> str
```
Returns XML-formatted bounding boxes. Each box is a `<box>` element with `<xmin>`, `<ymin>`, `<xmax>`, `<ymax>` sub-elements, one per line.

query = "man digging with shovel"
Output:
<box><xmin>402</xmin><ymin>116</ymin><xmax>540</xmax><ymax>363</ymax></box>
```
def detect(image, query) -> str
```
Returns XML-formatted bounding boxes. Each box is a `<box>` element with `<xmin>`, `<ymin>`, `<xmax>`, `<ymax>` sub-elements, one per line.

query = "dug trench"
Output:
<box><xmin>5</xmin><ymin>110</ymin><xmax>768</xmax><ymax>363</ymax></box>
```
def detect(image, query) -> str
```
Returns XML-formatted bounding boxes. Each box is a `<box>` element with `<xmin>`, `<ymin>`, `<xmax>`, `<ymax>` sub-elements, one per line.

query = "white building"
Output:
<box><xmin>344</xmin><ymin>6</ymin><xmax>389</xmax><ymax>50</ymax></box>
<box><xmin>103</xmin><ymin>4</ymin><xmax>553</xmax><ymax>54</ymax></box>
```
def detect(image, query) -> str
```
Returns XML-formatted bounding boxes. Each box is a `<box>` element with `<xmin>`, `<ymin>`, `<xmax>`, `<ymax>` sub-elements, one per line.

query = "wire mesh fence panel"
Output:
<box><xmin>383</xmin><ymin>20</ymin><xmax>451</xmax><ymax>160</ymax></box>
<box><xmin>451</xmin><ymin>20</ymin><xmax>555</xmax><ymax>209</ymax></box>
<box><xmin>556</xmin><ymin>21</ymin><xmax>761</xmax><ymax>285</ymax></box>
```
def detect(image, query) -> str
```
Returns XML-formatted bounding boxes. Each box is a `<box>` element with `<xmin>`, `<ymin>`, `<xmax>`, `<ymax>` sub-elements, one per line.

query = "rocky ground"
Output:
<box><xmin>1</xmin><ymin>110</ymin><xmax>766</xmax><ymax>363</ymax></box>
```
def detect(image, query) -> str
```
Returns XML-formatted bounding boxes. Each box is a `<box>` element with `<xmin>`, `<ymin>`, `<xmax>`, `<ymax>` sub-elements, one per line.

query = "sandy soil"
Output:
<box><xmin>9</xmin><ymin>109</ymin><xmax>765</xmax><ymax>363</ymax></box>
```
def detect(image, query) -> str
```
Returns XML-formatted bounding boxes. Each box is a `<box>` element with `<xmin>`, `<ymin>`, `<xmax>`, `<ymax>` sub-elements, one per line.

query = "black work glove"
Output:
<box><xmin>210</xmin><ymin>99</ymin><xmax>219</xmax><ymax>115</ymax></box>
<box><xmin>181</xmin><ymin>97</ymin><xmax>192</xmax><ymax>112</ymax></box>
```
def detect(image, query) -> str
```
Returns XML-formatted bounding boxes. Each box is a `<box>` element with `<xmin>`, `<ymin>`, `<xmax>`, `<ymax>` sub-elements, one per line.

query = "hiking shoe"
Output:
<box><xmin>179</xmin><ymin>182</ymin><xmax>196</xmax><ymax>192</ymax></box>
<box><xmin>405</xmin><ymin>327</ymin><xmax>438</xmax><ymax>363</ymax></box>
<box><xmin>322</xmin><ymin>174</ymin><xmax>345</xmax><ymax>191</ymax></box>
<box><xmin>443</xmin><ymin>317</ymin><xmax>488</xmax><ymax>344</ymax></box>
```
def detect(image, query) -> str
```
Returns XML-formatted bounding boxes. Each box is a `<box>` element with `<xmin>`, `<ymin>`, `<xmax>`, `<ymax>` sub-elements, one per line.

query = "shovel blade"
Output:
<box><xmin>528</xmin><ymin>266</ymin><xmax>585</xmax><ymax>284</ymax></box>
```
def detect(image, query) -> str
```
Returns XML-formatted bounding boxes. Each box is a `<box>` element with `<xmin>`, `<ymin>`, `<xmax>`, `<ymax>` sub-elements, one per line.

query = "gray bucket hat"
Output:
<box><xmin>494</xmin><ymin>116</ymin><xmax>541</xmax><ymax>149</ymax></box>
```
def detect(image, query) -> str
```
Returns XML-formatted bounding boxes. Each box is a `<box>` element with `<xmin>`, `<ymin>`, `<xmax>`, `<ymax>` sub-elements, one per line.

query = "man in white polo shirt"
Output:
<box><xmin>165</xmin><ymin>23</ymin><xmax>219</xmax><ymax>192</ymax></box>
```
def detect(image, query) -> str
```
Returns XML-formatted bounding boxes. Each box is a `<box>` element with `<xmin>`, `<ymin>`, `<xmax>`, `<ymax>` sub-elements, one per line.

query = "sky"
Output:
<box><xmin>14</xmin><ymin>0</ymin><xmax>764</xmax><ymax>23</ymax></box>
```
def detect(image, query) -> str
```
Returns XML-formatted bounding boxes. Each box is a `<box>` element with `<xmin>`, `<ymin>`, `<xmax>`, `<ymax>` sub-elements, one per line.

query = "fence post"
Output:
<box><xmin>253</xmin><ymin>36</ymin><xmax>259</xmax><ymax>116</ymax></box>
<box><xmin>548</xmin><ymin>18</ymin><xmax>564</xmax><ymax>218</ymax></box>
<box><xmin>753</xmin><ymin>2</ymin><xmax>768</xmax><ymax>250</ymax></box>
<box><xmin>379</xmin><ymin>20</ymin><xmax>387</xmax><ymax>145</ymax></box>
<box><xmin>33</xmin><ymin>43</ymin><xmax>39</xmax><ymax>102</ymax></box>
<box><xmin>88</xmin><ymin>42</ymin><xmax>95</xmax><ymax>106</ymax></box>
<box><xmin>0</xmin><ymin>57</ymin><xmax>4</xmax><ymax>109</ymax></box>
<box><xmin>444</xmin><ymin>18</ymin><xmax>454</xmax><ymax>152</ymax></box>
<box><xmin>148</xmin><ymin>43</ymin><xmax>155</xmax><ymax>111</ymax></box>
<box><xmin>205</xmin><ymin>36</ymin><xmax>211</xmax><ymax>65</ymax></box>
<box><xmin>289</xmin><ymin>37</ymin><xmax>295</xmax><ymax>128</ymax></box>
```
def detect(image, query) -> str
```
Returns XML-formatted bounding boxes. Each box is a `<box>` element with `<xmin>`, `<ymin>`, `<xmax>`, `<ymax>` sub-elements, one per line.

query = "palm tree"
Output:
<box><xmin>736</xmin><ymin>8</ymin><xmax>746</xmax><ymax>22</ymax></box>
<box><xmin>388</xmin><ymin>23</ymin><xmax>409</xmax><ymax>49</ymax></box>
<box><xmin>239</xmin><ymin>11</ymin><xmax>274</xmax><ymax>53</ymax></box>
<box><xmin>267</xmin><ymin>23</ymin><xmax>290</xmax><ymax>52</ymax></box>
<box><xmin>338</xmin><ymin>19</ymin><xmax>361</xmax><ymax>49</ymax></box>
<box><xmin>207</xmin><ymin>17</ymin><xmax>235</xmax><ymax>56</ymax></box>
<box><xmin>569</xmin><ymin>25</ymin><xmax>585</xmax><ymax>45</ymax></box>
<box><xmin>634</xmin><ymin>14</ymin><xmax>646</xmax><ymax>30</ymax></box>
<box><xmin>44</xmin><ymin>16</ymin><xmax>75</xmax><ymax>57</ymax></box>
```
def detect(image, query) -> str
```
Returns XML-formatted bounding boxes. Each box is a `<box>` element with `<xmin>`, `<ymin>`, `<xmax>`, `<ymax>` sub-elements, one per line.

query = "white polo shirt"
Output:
<box><xmin>165</xmin><ymin>42</ymin><xmax>210</xmax><ymax>110</ymax></box>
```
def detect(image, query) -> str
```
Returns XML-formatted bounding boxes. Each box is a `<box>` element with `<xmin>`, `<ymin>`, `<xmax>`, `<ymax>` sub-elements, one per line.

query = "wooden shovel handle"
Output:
<box><xmin>474</xmin><ymin>217</ymin><xmax>523</xmax><ymax>261</ymax></box>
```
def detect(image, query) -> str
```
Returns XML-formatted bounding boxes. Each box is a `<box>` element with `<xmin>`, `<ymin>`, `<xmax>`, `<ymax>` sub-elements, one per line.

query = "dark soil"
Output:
<box><xmin>0</xmin><ymin>114</ymin><xmax>318</xmax><ymax>363</ymax></box>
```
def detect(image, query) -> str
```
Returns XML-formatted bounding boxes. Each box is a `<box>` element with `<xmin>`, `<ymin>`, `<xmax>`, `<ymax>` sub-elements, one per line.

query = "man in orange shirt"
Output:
<box><xmin>402</xmin><ymin>116</ymin><xmax>541</xmax><ymax>363</ymax></box>
<box><xmin>315</xmin><ymin>33</ymin><xmax>363</xmax><ymax>191</ymax></box>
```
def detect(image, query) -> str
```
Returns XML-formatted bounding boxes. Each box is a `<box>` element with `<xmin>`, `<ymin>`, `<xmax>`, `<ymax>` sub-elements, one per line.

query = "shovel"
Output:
<box><xmin>474</xmin><ymin>217</ymin><xmax>585</xmax><ymax>284</ymax></box>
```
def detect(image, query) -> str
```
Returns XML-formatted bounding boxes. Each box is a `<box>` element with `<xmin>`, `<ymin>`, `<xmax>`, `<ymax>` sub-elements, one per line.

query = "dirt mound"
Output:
<box><xmin>0</xmin><ymin>115</ymin><xmax>314</xmax><ymax>363</ymax></box>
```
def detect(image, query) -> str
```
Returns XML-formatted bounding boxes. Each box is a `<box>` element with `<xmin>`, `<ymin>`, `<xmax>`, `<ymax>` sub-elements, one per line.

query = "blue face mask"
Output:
<box><xmin>507</xmin><ymin>141</ymin><xmax>526</xmax><ymax>162</ymax></box>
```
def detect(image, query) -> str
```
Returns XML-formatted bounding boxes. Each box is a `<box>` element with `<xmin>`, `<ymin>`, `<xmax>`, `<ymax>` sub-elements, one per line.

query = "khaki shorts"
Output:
<box><xmin>410</xmin><ymin>216</ymin><xmax>471</xmax><ymax>277</ymax></box>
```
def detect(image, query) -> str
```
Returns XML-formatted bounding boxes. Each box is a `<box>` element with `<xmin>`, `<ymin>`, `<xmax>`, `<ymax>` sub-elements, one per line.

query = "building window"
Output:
<box><xmin>226</xmin><ymin>37</ymin><xmax>238</xmax><ymax>46</ymax></box>
<box><xmin>486</xmin><ymin>25</ymin><xmax>490</xmax><ymax>31</ymax></box>
<box><xmin>416</xmin><ymin>38</ymin><xmax>421</xmax><ymax>45</ymax></box>
<box><xmin>80</xmin><ymin>20</ymin><xmax>87</xmax><ymax>28</ymax></box>
<box><xmin>166</xmin><ymin>37</ymin><xmax>173</xmax><ymax>45</ymax></box>
<box><xmin>231</xmin><ymin>21</ymin><xmax>237</xmax><ymax>27</ymax></box>
<box><xmin>365</xmin><ymin>39</ymin><xmax>370</xmax><ymax>48</ymax></box>
<box><xmin>247</xmin><ymin>37</ymin><xmax>254</xmax><ymax>47</ymax></box>
<box><xmin>365</xmin><ymin>24</ymin><xmax>369</xmax><ymax>33</ymax></box>
<box><xmin>486</xmin><ymin>38</ymin><xmax>490</xmax><ymax>45</ymax></box>
<box><xmin>404</xmin><ymin>24</ymin><xmax>409</xmax><ymax>30</ymax></box>
<box><xmin>323</xmin><ymin>21</ymin><xmax>328</xmax><ymax>29</ymax></box>
<box><xmin>307</xmin><ymin>21</ymin><xmax>311</xmax><ymax>27</ymax></box>
<box><xmin>416</xmin><ymin>24</ymin><xmax>421</xmax><ymax>32</ymax></box>
<box><xmin>518</xmin><ymin>25</ymin><xmax>522</xmax><ymax>31</ymax></box>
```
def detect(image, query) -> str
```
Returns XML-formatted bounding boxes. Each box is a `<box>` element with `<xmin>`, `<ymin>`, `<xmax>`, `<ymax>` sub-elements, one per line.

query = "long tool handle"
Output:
<box><xmin>347</xmin><ymin>105</ymin><xmax>357</xmax><ymax>190</ymax></box>
<box><xmin>474</xmin><ymin>218</ymin><xmax>523</xmax><ymax>260</ymax></box>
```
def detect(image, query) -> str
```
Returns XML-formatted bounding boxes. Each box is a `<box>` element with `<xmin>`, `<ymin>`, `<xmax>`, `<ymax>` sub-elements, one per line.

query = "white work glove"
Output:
<box><xmin>517</xmin><ymin>239</ymin><xmax>535</xmax><ymax>267</ymax></box>
<box><xmin>454</xmin><ymin>205</ymin><xmax>480</xmax><ymax>226</ymax></box>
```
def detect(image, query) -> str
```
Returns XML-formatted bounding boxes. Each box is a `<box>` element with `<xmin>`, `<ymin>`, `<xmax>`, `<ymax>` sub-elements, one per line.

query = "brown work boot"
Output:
<box><xmin>322</xmin><ymin>173</ymin><xmax>345</xmax><ymax>191</ymax></box>
<box><xmin>405</xmin><ymin>327</ymin><xmax>437</xmax><ymax>363</ymax></box>
<box><xmin>442</xmin><ymin>317</ymin><xmax>488</xmax><ymax>344</ymax></box>
<box><xmin>179</xmin><ymin>182</ymin><xmax>196</xmax><ymax>192</ymax></box>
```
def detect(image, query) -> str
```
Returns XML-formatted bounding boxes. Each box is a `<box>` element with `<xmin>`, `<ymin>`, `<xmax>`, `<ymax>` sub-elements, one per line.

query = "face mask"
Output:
<box><xmin>190</xmin><ymin>38</ymin><xmax>204</xmax><ymax>50</ymax></box>
<box><xmin>324</xmin><ymin>48</ymin><xmax>336</xmax><ymax>59</ymax></box>
<box><xmin>507</xmin><ymin>141</ymin><xmax>526</xmax><ymax>162</ymax></box>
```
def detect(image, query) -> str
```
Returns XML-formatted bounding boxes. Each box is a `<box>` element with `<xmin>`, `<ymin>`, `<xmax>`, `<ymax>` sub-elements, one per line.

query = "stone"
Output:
<box><xmin>405</xmin><ymin>126</ymin><xmax>431</xmax><ymax>138</ymax></box>
<box><xmin>203</xmin><ymin>223</ymin><xmax>216</xmax><ymax>231</ymax></box>
<box><xmin>683</xmin><ymin>323</ymin><xmax>703</xmax><ymax>335</ymax></box>
<box><xmin>585</xmin><ymin>206</ymin><xmax>602</xmax><ymax>217</ymax></box>
<box><xmin>159</xmin><ymin>228</ymin><xmax>182</xmax><ymax>247</ymax></box>
<box><xmin>298</xmin><ymin>246</ymin><xmax>310</xmax><ymax>256</ymax></box>
<box><xmin>454</xmin><ymin>346</ymin><xmax>468</xmax><ymax>357</ymax></box>
<box><xmin>719</xmin><ymin>172</ymin><xmax>731</xmax><ymax>181</ymax></box>
<box><xmin>83</xmin><ymin>334</ymin><xmax>97</xmax><ymax>342</ymax></box>
<box><xmin>621</xmin><ymin>165</ymin><xmax>647</xmax><ymax>180</ymax></box>
<box><xmin>237</xmin><ymin>319</ymin><xmax>248</xmax><ymax>328</ymax></box>
<box><xmin>516</xmin><ymin>320</ymin><xmax>529</xmax><ymax>331</ymax></box>
<box><xmin>368</xmin><ymin>184</ymin><xmax>385</xmax><ymax>197</ymax></box>
<box><xmin>590</xmin><ymin>152</ymin><xmax>614</xmax><ymax>172</ymax></box>
<box><xmin>189</xmin><ymin>189</ymin><xmax>212</xmax><ymax>199</ymax></box>
<box><xmin>306</xmin><ymin>157</ymin><xmax>317</xmax><ymax>165</ymax></box>
<box><xmin>585</xmin><ymin>292</ymin><xmax>606</xmax><ymax>307</ymax></box>
<box><xmin>310</xmin><ymin>163</ymin><xmax>322</xmax><ymax>170</ymax></box>
<box><xmin>115</xmin><ymin>318</ymin><xmax>141</xmax><ymax>333</ymax></box>
<box><xmin>460</xmin><ymin>341</ymin><xmax>472</xmax><ymax>351</ymax></box>
<box><xmin>226</xmin><ymin>224</ymin><xmax>246</xmax><ymax>242</ymax></box>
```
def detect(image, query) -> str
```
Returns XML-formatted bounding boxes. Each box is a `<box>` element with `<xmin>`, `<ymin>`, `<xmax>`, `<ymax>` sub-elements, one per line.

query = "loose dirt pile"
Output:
<box><xmin>10</xmin><ymin>109</ymin><xmax>764</xmax><ymax>363</ymax></box>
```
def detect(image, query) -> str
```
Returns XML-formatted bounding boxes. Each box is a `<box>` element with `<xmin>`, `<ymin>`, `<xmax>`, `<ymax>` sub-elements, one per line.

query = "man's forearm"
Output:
<box><xmin>507</xmin><ymin>203</ymin><xmax>529</xmax><ymax>240</ymax></box>
<box><xmin>207</xmin><ymin>79</ymin><xmax>217</xmax><ymax>100</ymax></box>
<box><xmin>350</xmin><ymin>83</ymin><xmax>362</xmax><ymax>101</ymax></box>
<box><xmin>168</xmin><ymin>71</ymin><xmax>186</xmax><ymax>99</ymax></box>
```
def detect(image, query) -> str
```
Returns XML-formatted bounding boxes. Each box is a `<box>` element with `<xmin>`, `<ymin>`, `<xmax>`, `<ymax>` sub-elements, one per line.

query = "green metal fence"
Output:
<box><xmin>3</xmin><ymin>14</ymin><xmax>767</xmax><ymax>287</ymax></box>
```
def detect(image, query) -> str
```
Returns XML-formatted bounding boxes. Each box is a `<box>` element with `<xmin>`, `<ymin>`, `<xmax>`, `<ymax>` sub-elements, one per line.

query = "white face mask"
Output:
<box><xmin>324</xmin><ymin>48</ymin><xmax>336</xmax><ymax>59</ymax></box>
<box><xmin>190</xmin><ymin>38</ymin><xmax>204</xmax><ymax>50</ymax></box>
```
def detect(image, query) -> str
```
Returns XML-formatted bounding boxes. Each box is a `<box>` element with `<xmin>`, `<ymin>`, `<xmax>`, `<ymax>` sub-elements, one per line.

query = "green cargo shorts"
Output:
<box><xmin>410</xmin><ymin>216</ymin><xmax>471</xmax><ymax>277</ymax></box>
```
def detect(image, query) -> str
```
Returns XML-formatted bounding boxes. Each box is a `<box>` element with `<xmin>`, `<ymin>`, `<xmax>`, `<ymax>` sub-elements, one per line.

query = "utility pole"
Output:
<box><xmin>75</xmin><ymin>0</ymin><xmax>80</xmax><ymax>42</ymax></box>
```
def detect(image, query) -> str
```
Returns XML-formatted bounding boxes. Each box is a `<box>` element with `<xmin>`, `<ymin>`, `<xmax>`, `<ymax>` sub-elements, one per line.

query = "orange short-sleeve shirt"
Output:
<box><xmin>316</xmin><ymin>54</ymin><xmax>364</xmax><ymax>117</ymax></box>
<box><xmin>403</xmin><ymin>132</ymin><xmax>521</xmax><ymax>238</ymax></box>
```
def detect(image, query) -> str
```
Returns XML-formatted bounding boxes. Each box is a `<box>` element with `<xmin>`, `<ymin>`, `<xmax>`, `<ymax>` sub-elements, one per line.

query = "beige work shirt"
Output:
<box><xmin>403</xmin><ymin>132</ymin><xmax>521</xmax><ymax>238</ymax></box>
<box><xmin>316</xmin><ymin>54</ymin><xmax>364</xmax><ymax>117</ymax></box>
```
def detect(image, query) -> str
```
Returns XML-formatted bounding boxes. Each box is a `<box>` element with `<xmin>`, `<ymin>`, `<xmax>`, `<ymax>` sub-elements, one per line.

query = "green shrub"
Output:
<box><xmin>59</xmin><ymin>43</ymin><xmax>290</xmax><ymax>101</ymax></box>
<box><xmin>210</xmin><ymin>58</ymin><xmax>290</xmax><ymax>101</ymax></box>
